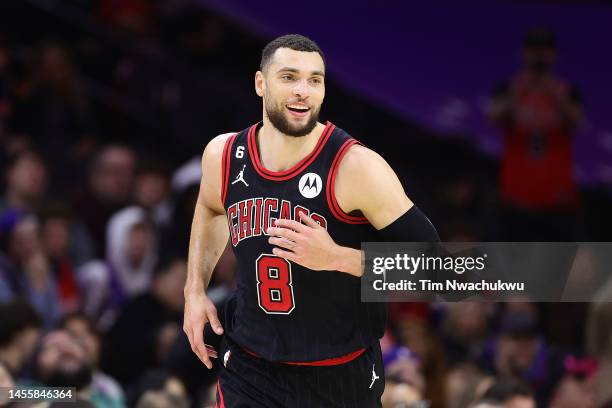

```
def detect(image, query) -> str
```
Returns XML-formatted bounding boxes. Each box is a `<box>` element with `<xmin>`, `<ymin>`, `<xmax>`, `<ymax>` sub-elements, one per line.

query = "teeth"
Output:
<box><xmin>287</xmin><ymin>104</ymin><xmax>309</xmax><ymax>111</ymax></box>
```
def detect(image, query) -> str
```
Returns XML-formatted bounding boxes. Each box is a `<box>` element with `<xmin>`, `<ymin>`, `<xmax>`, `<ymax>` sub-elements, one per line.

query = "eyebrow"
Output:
<box><xmin>276</xmin><ymin>67</ymin><xmax>325</xmax><ymax>77</ymax></box>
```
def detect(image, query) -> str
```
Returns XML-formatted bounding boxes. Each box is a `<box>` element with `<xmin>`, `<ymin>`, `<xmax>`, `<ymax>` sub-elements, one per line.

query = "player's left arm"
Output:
<box><xmin>334</xmin><ymin>145</ymin><xmax>413</xmax><ymax>229</ymax></box>
<box><xmin>268</xmin><ymin>144</ymin><xmax>434</xmax><ymax>276</ymax></box>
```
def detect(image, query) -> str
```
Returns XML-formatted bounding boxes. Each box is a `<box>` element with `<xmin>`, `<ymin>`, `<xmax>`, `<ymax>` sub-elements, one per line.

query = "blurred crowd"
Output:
<box><xmin>0</xmin><ymin>1</ymin><xmax>611</xmax><ymax>408</ymax></box>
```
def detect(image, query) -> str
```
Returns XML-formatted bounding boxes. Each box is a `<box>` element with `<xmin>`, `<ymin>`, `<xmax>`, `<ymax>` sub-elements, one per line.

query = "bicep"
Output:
<box><xmin>198</xmin><ymin>135</ymin><xmax>231</xmax><ymax>215</ymax></box>
<box><xmin>194</xmin><ymin>136</ymin><xmax>232</xmax><ymax>246</ymax></box>
<box><xmin>360</xmin><ymin>165</ymin><xmax>413</xmax><ymax>229</ymax></box>
<box><xmin>336</xmin><ymin>146</ymin><xmax>413</xmax><ymax>230</ymax></box>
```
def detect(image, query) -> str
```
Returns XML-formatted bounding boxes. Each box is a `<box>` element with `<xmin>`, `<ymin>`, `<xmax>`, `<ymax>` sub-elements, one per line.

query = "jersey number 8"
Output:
<box><xmin>256</xmin><ymin>254</ymin><xmax>295</xmax><ymax>314</ymax></box>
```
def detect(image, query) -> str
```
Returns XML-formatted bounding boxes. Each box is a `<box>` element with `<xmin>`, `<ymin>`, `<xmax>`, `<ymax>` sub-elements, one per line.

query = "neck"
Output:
<box><xmin>257</xmin><ymin>119</ymin><xmax>326</xmax><ymax>172</ymax></box>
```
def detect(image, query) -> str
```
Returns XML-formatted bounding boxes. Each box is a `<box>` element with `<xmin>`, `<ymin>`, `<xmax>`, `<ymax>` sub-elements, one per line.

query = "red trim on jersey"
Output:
<box><xmin>247</xmin><ymin>121</ymin><xmax>335</xmax><ymax>181</ymax></box>
<box><xmin>216</xmin><ymin>381</ymin><xmax>226</xmax><ymax>408</ymax></box>
<box><xmin>221</xmin><ymin>134</ymin><xmax>237</xmax><ymax>205</ymax></box>
<box><xmin>326</xmin><ymin>139</ymin><xmax>369</xmax><ymax>224</ymax></box>
<box><xmin>242</xmin><ymin>347</ymin><xmax>366</xmax><ymax>366</ymax></box>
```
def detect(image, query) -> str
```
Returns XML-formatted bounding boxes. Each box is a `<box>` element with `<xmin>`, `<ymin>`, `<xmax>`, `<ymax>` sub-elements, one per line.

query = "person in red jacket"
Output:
<box><xmin>488</xmin><ymin>28</ymin><xmax>583</xmax><ymax>241</ymax></box>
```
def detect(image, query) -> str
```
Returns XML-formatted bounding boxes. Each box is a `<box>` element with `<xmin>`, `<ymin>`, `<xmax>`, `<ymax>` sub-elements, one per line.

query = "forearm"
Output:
<box><xmin>331</xmin><ymin>245</ymin><xmax>364</xmax><ymax>277</ymax></box>
<box><xmin>185</xmin><ymin>203</ymin><xmax>229</xmax><ymax>295</ymax></box>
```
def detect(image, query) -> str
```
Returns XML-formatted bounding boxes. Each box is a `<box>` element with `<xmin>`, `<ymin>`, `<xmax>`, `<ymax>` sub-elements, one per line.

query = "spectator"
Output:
<box><xmin>440</xmin><ymin>302</ymin><xmax>491</xmax><ymax>366</ymax></box>
<box><xmin>39</xmin><ymin>197</ymin><xmax>96</xmax><ymax>268</ymax></box>
<box><xmin>381</xmin><ymin>346</ymin><xmax>426</xmax><ymax>408</ymax></box>
<box><xmin>446</xmin><ymin>364</ymin><xmax>494</xmax><ymax>408</ymax></box>
<box><xmin>0</xmin><ymin>360</ymin><xmax>14</xmax><ymax>387</ymax></box>
<box><xmin>127</xmin><ymin>369</ymin><xmax>190</xmax><ymax>408</ymax></box>
<box><xmin>159</xmin><ymin>184</ymin><xmax>198</xmax><ymax>259</ymax></box>
<box><xmin>133</xmin><ymin>159</ymin><xmax>172</xmax><ymax>228</ymax></box>
<box><xmin>0</xmin><ymin>360</ymin><xmax>15</xmax><ymax>406</ymax></box>
<box><xmin>78</xmin><ymin>206</ymin><xmax>158</xmax><ymax>329</ymax></box>
<box><xmin>381</xmin><ymin>378</ymin><xmax>424</xmax><ymax>408</ymax></box>
<box><xmin>135</xmin><ymin>390</ymin><xmax>189</xmax><ymax>408</ymax></box>
<box><xmin>487</xmin><ymin>28</ymin><xmax>583</xmax><ymax>241</ymax></box>
<box><xmin>478</xmin><ymin>379</ymin><xmax>536</xmax><ymax>408</ymax></box>
<box><xmin>160</xmin><ymin>181</ymin><xmax>236</xmax><ymax>284</ymax></box>
<box><xmin>60</xmin><ymin>313</ymin><xmax>126</xmax><ymax>408</ymax></box>
<box><xmin>0</xmin><ymin>300</ymin><xmax>42</xmax><ymax>380</ymax></box>
<box><xmin>383</xmin><ymin>346</ymin><xmax>425</xmax><ymax>394</ymax></box>
<box><xmin>39</xmin><ymin>203</ymin><xmax>82</xmax><ymax>313</ymax></box>
<box><xmin>478</xmin><ymin>310</ymin><xmax>558</xmax><ymax>405</ymax></box>
<box><xmin>97</xmin><ymin>0</ymin><xmax>157</xmax><ymax>35</ymax></box>
<box><xmin>587</xmin><ymin>282</ymin><xmax>612</xmax><ymax>405</ymax></box>
<box><xmin>547</xmin><ymin>354</ymin><xmax>597</xmax><ymax>408</ymax></box>
<box><xmin>71</xmin><ymin>145</ymin><xmax>136</xmax><ymax>258</ymax></box>
<box><xmin>0</xmin><ymin>214</ymin><xmax>61</xmax><ymax>326</ymax></box>
<box><xmin>0</xmin><ymin>38</ymin><xmax>12</xmax><ymax>145</ymax></box>
<box><xmin>395</xmin><ymin>315</ymin><xmax>447</xmax><ymax>408</ymax></box>
<box><xmin>33</xmin><ymin>330</ymin><xmax>98</xmax><ymax>405</ymax></box>
<box><xmin>0</xmin><ymin>150</ymin><xmax>48</xmax><ymax>214</ymax></box>
<box><xmin>102</xmin><ymin>257</ymin><xmax>185</xmax><ymax>386</ymax></box>
<box><xmin>469</xmin><ymin>402</ymin><xmax>502</xmax><ymax>408</ymax></box>
<box><xmin>9</xmin><ymin>42</ymin><xmax>96</xmax><ymax>187</ymax></box>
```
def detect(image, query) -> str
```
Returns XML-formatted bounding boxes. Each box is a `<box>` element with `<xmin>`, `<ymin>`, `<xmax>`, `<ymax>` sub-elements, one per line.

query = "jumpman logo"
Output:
<box><xmin>232</xmin><ymin>164</ymin><xmax>249</xmax><ymax>187</ymax></box>
<box><xmin>369</xmin><ymin>364</ymin><xmax>379</xmax><ymax>389</ymax></box>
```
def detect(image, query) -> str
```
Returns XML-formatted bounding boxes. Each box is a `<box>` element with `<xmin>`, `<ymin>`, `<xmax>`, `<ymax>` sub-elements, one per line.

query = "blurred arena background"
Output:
<box><xmin>1</xmin><ymin>1</ymin><xmax>611</xmax><ymax>407</ymax></box>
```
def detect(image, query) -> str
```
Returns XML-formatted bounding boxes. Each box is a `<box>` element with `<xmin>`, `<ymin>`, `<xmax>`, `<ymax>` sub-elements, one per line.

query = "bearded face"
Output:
<box><xmin>35</xmin><ymin>331</ymin><xmax>93</xmax><ymax>391</ymax></box>
<box><xmin>264</xmin><ymin>86</ymin><xmax>321</xmax><ymax>137</ymax></box>
<box><xmin>257</xmin><ymin>48</ymin><xmax>325</xmax><ymax>137</ymax></box>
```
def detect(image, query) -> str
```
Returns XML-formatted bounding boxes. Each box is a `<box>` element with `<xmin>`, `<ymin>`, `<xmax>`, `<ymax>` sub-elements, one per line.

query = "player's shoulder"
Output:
<box><xmin>203</xmin><ymin>132</ymin><xmax>236</xmax><ymax>157</ymax></box>
<box><xmin>334</xmin><ymin>140</ymin><xmax>405</xmax><ymax>216</ymax></box>
<box><xmin>338</xmin><ymin>143</ymin><xmax>389</xmax><ymax>176</ymax></box>
<box><xmin>201</xmin><ymin>132</ymin><xmax>237</xmax><ymax>175</ymax></box>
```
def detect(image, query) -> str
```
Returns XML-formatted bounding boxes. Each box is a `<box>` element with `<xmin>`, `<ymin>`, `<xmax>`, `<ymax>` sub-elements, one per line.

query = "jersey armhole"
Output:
<box><xmin>325</xmin><ymin>138</ymin><xmax>370</xmax><ymax>224</ymax></box>
<box><xmin>221</xmin><ymin>133</ymin><xmax>238</xmax><ymax>206</ymax></box>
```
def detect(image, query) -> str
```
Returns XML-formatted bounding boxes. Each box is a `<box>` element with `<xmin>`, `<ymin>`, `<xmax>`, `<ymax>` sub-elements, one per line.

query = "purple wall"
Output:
<box><xmin>201</xmin><ymin>0</ymin><xmax>612</xmax><ymax>185</ymax></box>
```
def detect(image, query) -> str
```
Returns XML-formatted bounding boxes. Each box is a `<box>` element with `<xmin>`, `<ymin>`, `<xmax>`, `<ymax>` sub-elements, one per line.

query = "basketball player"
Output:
<box><xmin>184</xmin><ymin>34</ymin><xmax>439</xmax><ymax>407</ymax></box>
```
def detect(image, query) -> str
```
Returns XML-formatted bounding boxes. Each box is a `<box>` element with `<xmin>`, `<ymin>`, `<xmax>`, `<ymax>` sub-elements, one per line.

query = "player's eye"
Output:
<box><xmin>310</xmin><ymin>77</ymin><xmax>322</xmax><ymax>85</ymax></box>
<box><xmin>281</xmin><ymin>74</ymin><xmax>294</xmax><ymax>81</ymax></box>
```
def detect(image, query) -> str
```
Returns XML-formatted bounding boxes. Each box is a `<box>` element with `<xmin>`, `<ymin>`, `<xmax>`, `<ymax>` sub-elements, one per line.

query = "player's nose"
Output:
<box><xmin>292</xmin><ymin>79</ymin><xmax>309</xmax><ymax>98</ymax></box>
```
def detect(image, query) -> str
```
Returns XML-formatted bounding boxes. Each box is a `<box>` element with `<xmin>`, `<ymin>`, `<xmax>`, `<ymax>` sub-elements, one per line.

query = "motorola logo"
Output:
<box><xmin>298</xmin><ymin>173</ymin><xmax>322</xmax><ymax>198</ymax></box>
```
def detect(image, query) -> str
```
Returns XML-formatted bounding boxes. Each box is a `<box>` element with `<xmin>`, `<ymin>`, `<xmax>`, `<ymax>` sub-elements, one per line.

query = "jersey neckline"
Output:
<box><xmin>247</xmin><ymin>121</ymin><xmax>335</xmax><ymax>181</ymax></box>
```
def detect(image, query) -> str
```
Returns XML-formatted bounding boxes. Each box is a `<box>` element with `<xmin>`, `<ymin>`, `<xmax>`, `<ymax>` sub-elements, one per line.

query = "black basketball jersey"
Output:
<box><xmin>221</xmin><ymin>121</ymin><xmax>386</xmax><ymax>363</ymax></box>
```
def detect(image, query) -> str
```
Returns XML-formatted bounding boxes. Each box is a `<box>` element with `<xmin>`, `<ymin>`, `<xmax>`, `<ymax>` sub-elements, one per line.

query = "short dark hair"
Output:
<box><xmin>260</xmin><ymin>34</ymin><xmax>325</xmax><ymax>73</ymax></box>
<box><xmin>0</xmin><ymin>299</ymin><xmax>42</xmax><ymax>348</ymax></box>
<box><xmin>59</xmin><ymin>312</ymin><xmax>100</xmax><ymax>339</ymax></box>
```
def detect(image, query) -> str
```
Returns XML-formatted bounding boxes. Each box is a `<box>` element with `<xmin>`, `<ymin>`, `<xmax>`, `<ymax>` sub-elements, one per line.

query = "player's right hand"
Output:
<box><xmin>183</xmin><ymin>292</ymin><xmax>224</xmax><ymax>369</ymax></box>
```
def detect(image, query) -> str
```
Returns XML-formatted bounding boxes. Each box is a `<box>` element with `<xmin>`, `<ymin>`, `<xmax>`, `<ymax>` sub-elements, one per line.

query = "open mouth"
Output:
<box><xmin>286</xmin><ymin>104</ymin><xmax>310</xmax><ymax>115</ymax></box>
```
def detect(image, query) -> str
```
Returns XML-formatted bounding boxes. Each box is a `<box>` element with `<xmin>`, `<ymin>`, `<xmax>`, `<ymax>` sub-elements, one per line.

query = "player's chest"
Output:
<box><xmin>225</xmin><ymin>194</ymin><xmax>329</xmax><ymax>248</ymax></box>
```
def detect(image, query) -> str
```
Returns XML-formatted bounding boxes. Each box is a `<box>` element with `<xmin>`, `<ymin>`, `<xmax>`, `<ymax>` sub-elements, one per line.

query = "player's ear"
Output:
<box><xmin>255</xmin><ymin>71</ymin><xmax>265</xmax><ymax>97</ymax></box>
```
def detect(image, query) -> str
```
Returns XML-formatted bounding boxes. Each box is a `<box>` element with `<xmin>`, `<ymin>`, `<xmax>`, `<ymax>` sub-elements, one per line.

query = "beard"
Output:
<box><xmin>37</xmin><ymin>365</ymin><xmax>93</xmax><ymax>391</ymax></box>
<box><xmin>265</xmin><ymin>95</ymin><xmax>320</xmax><ymax>137</ymax></box>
